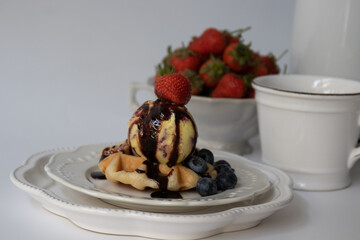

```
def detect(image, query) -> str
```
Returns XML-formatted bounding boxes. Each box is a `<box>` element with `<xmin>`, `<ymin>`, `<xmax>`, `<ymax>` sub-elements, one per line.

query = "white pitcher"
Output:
<box><xmin>290</xmin><ymin>0</ymin><xmax>360</xmax><ymax>81</ymax></box>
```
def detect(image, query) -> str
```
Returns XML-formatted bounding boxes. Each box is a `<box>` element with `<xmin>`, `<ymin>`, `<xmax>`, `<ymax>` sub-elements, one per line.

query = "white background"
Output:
<box><xmin>3</xmin><ymin>1</ymin><xmax>360</xmax><ymax>240</ymax></box>
<box><xmin>1</xmin><ymin>0</ymin><xmax>294</xmax><ymax>150</ymax></box>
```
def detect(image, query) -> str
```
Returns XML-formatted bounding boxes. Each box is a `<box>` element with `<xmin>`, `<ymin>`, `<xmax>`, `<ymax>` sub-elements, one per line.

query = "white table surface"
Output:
<box><xmin>2</xmin><ymin>0</ymin><xmax>360</xmax><ymax>239</ymax></box>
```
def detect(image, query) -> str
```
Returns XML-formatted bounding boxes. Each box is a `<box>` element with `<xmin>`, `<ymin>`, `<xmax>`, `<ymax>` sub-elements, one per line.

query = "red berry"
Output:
<box><xmin>154</xmin><ymin>73</ymin><xmax>192</xmax><ymax>105</ymax></box>
<box><xmin>188</xmin><ymin>28</ymin><xmax>226</xmax><ymax>55</ymax></box>
<box><xmin>211</xmin><ymin>73</ymin><xmax>246</xmax><ymax>98</ymax></box>
<box><xmin>242</xmin><ymin>52</ymin><xmax>268</xmax><ymax>77</ymax></box>
<box><xmin>222</xmin><ymin>26</ymin><xmax>251</xmax><ymax>45</ymax></box>
<box><xmin>247</xmin><ymin>88</ymin><xmax>255</xmax><ymax>98</ymax></box>
<box><xmin>223</xmin><ymin>42</ymin><xmax>254</xmax><ymax>73</ymax></box>
<box><xmin>260</xmin><ymin>54</ymin><xmax>280</xmax><ymax>74</ymax></box>
<box><xmin>170</xmin><ymin>48</ymin><xmax>202</xmax><ymax>72</ymax></box>
<box><xmin>222</xmin><ymin>32</ymin><xmax>240</xmax><ymax>45</ymax></box>
<box><xmin>180</xmin><ymin>69</ymin><xmax>204</xmax><ymax>95</ymax></box>
<box><xmin>199</xmin><ymin>55</ymin><xmax>229</xmax><ymax>88</ymax></box>
<box><xmin>249</xmin><ymin>63</ymin><xmax>268</xmax><ymax>77</ymax></box>
<box><xmin>227</xmin><ymin>36</ymin><xmax>239</xmax><ymax>44</ymax></box>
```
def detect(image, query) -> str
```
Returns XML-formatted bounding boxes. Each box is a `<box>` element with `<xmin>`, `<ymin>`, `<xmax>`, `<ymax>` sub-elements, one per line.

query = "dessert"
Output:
<box><xmin>97</xmin><ymin>73</ymin><xmax>237</xmax><ymax>197</ymax></box>
<box><xmin>127</xmin><ymin>99</ymin><xmax>197</xmax><ymax>166</ymax></box>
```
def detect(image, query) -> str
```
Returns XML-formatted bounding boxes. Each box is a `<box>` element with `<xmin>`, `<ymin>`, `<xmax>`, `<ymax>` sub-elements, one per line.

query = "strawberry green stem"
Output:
<box><xmin>282</xmin><ymin>64</ymin><xmax>288</xmax><ymax>74</ymax></box>
<box><xmin>230</xmin><ymin>26</ymin><xmax>251</xmax><ymax>35</ymax></box>
<box><xmin>276</xmin><ymin>49</ymin><xmax>288</xmax><ymax>61</ymax></box>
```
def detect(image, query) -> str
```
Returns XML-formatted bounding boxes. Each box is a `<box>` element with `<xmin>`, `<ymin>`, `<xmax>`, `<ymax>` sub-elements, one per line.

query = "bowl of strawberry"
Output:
<box><xmin>131</xmin><ymin>27</ymin><xmax>282</xmax><ymax>155</ymax></box>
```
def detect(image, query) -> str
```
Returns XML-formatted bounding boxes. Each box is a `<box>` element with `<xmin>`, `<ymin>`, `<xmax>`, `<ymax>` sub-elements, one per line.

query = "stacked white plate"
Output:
<box><xmin>10</xmin><ymin>144</ymin><xmax>293</xmax><ymax>240</ymax></box>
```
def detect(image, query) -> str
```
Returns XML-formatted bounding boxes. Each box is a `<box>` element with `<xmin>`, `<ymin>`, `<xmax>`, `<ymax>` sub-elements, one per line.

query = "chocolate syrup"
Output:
<box><xmin>151</xmin><ymin>190</ymin><xmax>182</xmax><ymax>199</ymax></box>
<box><xmin>143</xmin><ymin>160</ymin><xmax>168</xmax><ymax>191</ymax></box>
<box><xmin>90</xmin><ymin>171</ymin><xmax>106</xmax><ymax>180</ymax></box>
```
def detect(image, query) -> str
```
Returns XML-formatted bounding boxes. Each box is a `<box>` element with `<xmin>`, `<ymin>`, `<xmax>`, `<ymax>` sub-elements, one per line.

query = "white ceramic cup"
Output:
<box><xmin>252</xmin><ymin>74</ymin><xmax>360</xmax><ymax>191</ymax></box>
<box><xmin>129</xmin><ymin>81</ymin><xmax>258</xmax><ymax>155</ymax></box>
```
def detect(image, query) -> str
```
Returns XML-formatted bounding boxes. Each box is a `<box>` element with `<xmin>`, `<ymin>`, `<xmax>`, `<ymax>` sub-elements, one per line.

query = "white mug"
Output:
<box><xmin>252</xmin><ymin>74</ymin><xmax>360</xmax><ymax>191</ymax></box>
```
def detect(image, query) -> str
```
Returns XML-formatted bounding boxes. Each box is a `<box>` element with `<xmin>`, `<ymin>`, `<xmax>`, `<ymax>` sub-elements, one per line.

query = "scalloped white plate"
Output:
<box><xmin>10</xmin><ymin>147</ymin><xmax>293</xmax><ymax>240</ymax></box>
<box><xmin>44</xmin><ymin>144</ymin><xmax>271</xmax><ymax>212</ymax></box>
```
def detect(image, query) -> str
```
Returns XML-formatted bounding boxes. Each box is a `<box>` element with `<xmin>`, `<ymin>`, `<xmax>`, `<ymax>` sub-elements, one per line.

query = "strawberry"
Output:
<box><xmin>199</xmin><ymin>55</ymin><xmax>229</xmax><ymax>88</ymax></box>
<box><xmin>247</xmin><ymin>88</ymin><xmax>255</xmax><ymax>98</ymax></box>
<box><xmin>222</xmin><ymin>42</ymin><xmax>254</xmax><ymax>73</ymax></box>
<box><xmin>242</xmin><ymin>52</ymin><xmax>268</xmax><ymax>77</ymax></box>
<box><xmin>211</xmin><ymin>73</ymin><xmax>246</xmax><ymax>98</ymax></box>
<box><xmin>154</xmin><ymin>73</ymin><xmax>192</xmax><ymax>105</ymax></box>
<box><xmin>170</xmin><ymin>46</ymin><xmax>202</xmax><ymax>72</ymax></box>
<box><xmin>188</xmin><ymin>28</ymin><xmax>226</xmax><ymax>55</ymax></box>
<box><xmin>251</xmin><ymin>64</ymin><xmax>268</xmax><ymax>77</ymax></box>
<box><xmin>180</xmin><ymin>69</ymin><xmax>204</xmax><ymax>95</ymax></box>
<box><xmin>226</xmin><ymin>36</ymin><xmax>240</xmax><ymax>45</ymax></box>
<box><xmin>240</xmin><ymin>75</ymin><xmax>256</xmax><ymax>98</ymax></box>
<box><xmin>260</xmin><ymin>54</ymin><xmax>279</xmax><ymax>74</ymax></box>
<box><xmin>222</xmin><ymin>26</ymin><xmax>251</xmax><ymax>45</ymax></box>
<box><xmin>222</xmin><ymin>30</ymin><xmax>239</xmax><ymax>45</ymax></box>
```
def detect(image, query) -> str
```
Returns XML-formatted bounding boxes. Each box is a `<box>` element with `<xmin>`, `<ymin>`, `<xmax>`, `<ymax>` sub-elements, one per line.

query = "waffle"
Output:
<box><xmin>98</xmin><ymin>151</ymin><xmax>217</xmax><ymax>191</ymax></box>
<box><xmin>99</xmin><ymin>153</ymin><xmax>158</xmax><ymax>190</ymax></box>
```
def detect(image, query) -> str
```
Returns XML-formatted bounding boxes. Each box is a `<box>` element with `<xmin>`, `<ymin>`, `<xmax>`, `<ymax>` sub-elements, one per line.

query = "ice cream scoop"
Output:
<box><xmin>127</xmin><ymin>99</ymin><xmax>197</xmax><ymax>167</ymax></box>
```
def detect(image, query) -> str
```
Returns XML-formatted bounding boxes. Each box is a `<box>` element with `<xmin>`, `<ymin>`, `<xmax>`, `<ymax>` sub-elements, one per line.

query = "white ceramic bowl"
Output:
<box><xmin>129</xmin><ymin>81</ymin><xmax>258</xmax><ymax>155</ymax></box>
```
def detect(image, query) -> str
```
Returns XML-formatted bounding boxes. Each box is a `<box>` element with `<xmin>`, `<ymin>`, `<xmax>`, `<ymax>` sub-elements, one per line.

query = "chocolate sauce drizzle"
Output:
<box><xmin>128</xmin><ymin>99</ymin><xmax>198</xmax><ymax>196</ymax></box>
<box><xmin>151</xmin><ymin>190</ymin><xmax>182</xmax><ymax>199</ymax></box>
<box><xmin>90</xmin><ymin>171</ymin><xmax>106</xmax><ymax>180</ymax></box>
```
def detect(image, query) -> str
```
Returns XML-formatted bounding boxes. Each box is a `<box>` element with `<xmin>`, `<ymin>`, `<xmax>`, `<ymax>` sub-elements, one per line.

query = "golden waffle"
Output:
<box><xmin>98</xmin><ymin>152</ymin><xmax>217</xmax><ymax>191</ymax></box>
<box><xmin>99</xmin><ymin>152</ymin><xmax>158</xmax><ymax>190</ymax></box>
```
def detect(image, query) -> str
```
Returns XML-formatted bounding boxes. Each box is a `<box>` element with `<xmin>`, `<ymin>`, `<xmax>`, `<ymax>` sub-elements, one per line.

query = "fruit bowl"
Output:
<box><xmin>130</xmin><ymin>81</ymin><xmax>258</xmax><ymax>155</ymax></box>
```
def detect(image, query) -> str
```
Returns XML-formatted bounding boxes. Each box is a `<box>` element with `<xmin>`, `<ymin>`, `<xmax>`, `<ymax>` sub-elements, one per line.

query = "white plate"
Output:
<box><xmin>44</xmin><ymin>144</ymin><xmax>272</xmax><ymax>212</ymax></box>
<box><xmin>10</xmin><ymin>147</ymin><xmax>293</xmax><ymax>240</ymax></box>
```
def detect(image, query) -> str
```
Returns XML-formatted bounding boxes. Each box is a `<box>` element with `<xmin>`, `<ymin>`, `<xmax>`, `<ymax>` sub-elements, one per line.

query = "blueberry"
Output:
<box><xmin>214</xmin><ymin>160</ymin><xmax>234</xmax><ymax>173</ymax></box>
<box><xmin>187</xmin><ymin>155</ymin><xmax>208</xmax><ymax>174</ymax></box>
<box><xmin>196</xmin><ymin>177</ymin><xmax>218</xmax><ymax>196</ymax></box>
<box><xmin>216</xmin><ymin>171</ymin><xmax>238</xmax><ymax>191</ymax></box>
<box><xmin>217</xmin><ymin>164</ymin><xmax>235</xmax><ymax>174</ymax></box>
<box><xmin>197</xmin><ymin>148</ymin><xmax>214</xmax><ymax>165</ymax></box>
<box><xmin>214</xmin><ymin>160</ymin><xmax>231</xmax><ymax>168</ymax></box>
<box><xmin>182</xmin><ymin>156</ymin><xmax>191</xmax><ymax>167</ymax></box>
